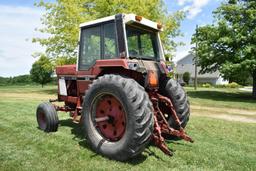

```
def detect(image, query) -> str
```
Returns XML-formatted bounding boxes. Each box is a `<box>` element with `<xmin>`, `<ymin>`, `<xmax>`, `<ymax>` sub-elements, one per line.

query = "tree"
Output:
<box><xmin>192</xmin><ymin>0</ymin><xmax>256</xmax><ymax>97</ymax></box>
<box><xmin>33</xmin><ymin>0</ymin><xmax>184</xmax><ymax>63</ymax></box>
<box><xmin>30</xmin><ymin>55</ymin><xmax>53</xmax><ymax>87</ymax></box>
<box><xmin>183</xmin><ymin>72</ymin><xmax>190</xmax><ymax>85</ymax></box>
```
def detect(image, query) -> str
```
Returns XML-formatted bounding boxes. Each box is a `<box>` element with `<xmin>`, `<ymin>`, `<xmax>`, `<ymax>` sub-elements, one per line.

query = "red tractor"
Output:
<box><xmin>36</xmin><ymin>14</ymin><xmax>192</xmax><ymax>161</ymax></box>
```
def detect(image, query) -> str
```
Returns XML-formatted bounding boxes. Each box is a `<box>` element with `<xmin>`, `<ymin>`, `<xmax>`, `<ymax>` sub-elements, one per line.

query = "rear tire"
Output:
<box><xmin>160</xmin><ymin>78</ymin><xmax>190</xmax><ymax>130</ymax></box>
<box><xmin>82</xmin><ymin>74</ymin><xmax>154</xmax><ymax>161</ymax></box>
<box><xmin>36</xmin><ymin>102</ymin><xmax>59</xmax><ymax>132</ymax></box>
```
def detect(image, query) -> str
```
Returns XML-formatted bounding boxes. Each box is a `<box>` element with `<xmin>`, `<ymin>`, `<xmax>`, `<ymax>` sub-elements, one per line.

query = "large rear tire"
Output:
<box><xmin>160</xmin><ymin>78</ymin><xmax>190</xmax><ymax>130</ymax></box>
<box><xmin>82</xmin><ymin>74</ymin><xmax>154</xmax><ymax>161</ymax></box>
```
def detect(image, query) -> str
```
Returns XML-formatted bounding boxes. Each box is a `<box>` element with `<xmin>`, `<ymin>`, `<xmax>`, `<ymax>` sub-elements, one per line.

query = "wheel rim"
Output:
<box><xmin>92</xmin><ymin>94</ymin><xmax>126</xmax><ymax>142</ymax></box>
<box><xmin>38</xmin><ymin>112</ymin><xmax>47</xmax><ymax>130</ymax></box>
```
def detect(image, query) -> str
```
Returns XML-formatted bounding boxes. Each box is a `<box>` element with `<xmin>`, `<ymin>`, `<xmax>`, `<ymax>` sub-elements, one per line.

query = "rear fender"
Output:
<box><xmin>76</xmin><ymin>59</ymin><xmax>129</xmax><ymax>76</ymax></box>
<box><xmin>98</xmin><ymin>67</ymin><xmax>145</xmax><ymax>86</ymax></box>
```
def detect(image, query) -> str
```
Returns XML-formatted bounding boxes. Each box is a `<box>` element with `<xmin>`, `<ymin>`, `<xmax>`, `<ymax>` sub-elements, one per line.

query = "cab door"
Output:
<box><xmin>77</xmin><ymin>21</ymin><xmax>118</xmax><ymax>95</ymax></box>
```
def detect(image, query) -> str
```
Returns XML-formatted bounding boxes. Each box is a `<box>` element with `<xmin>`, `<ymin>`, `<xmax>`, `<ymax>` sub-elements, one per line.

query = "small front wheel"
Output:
<box><xmin>36</xmin><ymin>102</ymin><xmax>59</xmax><ymax>132</ymax></box>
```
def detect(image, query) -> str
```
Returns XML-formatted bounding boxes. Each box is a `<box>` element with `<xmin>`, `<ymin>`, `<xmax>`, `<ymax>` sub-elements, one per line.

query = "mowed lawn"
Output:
<box><xmin>0</xmin><ymin>85</ymin><xmax>256</xmax><ymax>171</ymax></box>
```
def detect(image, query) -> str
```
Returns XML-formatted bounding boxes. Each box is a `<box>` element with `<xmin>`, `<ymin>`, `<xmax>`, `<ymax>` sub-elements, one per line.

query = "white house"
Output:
<box><xmin>176</xmin><ymin>54</ymin><xmax>228</xmax><ymax>85</ymax></box>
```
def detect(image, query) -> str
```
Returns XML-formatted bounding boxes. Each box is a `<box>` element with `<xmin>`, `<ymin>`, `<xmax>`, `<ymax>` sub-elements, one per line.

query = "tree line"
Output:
<box><xmin>0</xmin><ymin>74</ymin><xmax>56</xmax><ymax>87</ymax></box>
<box><xmin>0</xmin><ymin>75</ymin><xmax>33</xmax><ymax>86</ymax></box>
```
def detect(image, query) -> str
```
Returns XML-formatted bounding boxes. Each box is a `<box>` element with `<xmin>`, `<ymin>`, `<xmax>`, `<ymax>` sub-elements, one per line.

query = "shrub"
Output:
<box><xmin>202</xmin><ymin>83</ymin><xmax>212</xmax><ymax>88</ymax></box>
<box><xmin>183</xmin><ymin>72</ymin><xmax>190</xmax><ymax>85</ymax></box>
<box><xmin>226</xmin><ymin>82</ymin><xmax>241</xmax><ymax>88</ymax></box>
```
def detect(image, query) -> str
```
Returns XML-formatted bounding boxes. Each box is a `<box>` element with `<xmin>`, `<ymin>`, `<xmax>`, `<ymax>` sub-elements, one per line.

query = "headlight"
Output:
<box><xmin>128</xmin><ymin>62</ymin><xmax>138</xmax><ymax>70</ymax></box>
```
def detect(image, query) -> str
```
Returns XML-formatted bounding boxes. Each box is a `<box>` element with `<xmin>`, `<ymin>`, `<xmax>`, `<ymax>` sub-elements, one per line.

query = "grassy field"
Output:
<box><xmin>0</xmin><ymin>85</ymin><xmax>256</xmax><ymax>171</ymax></box>
<box><xmin>186</xmin><ymin>87</ymin><xmax>256</xmax><ymax>110</ymax></box>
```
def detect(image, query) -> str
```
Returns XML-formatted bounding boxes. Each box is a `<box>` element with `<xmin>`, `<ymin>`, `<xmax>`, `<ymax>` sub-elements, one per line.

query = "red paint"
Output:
<box><xmin>94</xmin><ymin>94</ymin><xmax>126</xmax><ymax>141</ymax></box>
<box><xmin>77</xmin><ymin>80</ymin><xmax>90</xmax><ymax>95</ymax></box>
<box><xmin>56</xmin><ymin>59</ymin><xmax>128</xmax><ymax>76</ymax></box>
<box><xmin>56</xmin><ymin>64</ymin><xmax>76</xmax><ymax>75</ymax></box>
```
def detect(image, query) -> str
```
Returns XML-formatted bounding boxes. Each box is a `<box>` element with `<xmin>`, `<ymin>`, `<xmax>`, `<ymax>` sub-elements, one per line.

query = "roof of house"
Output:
<box><xmin>176</xmin><ymin>53</ymin><xmax>220</xmax><ymax>78</ymax></box>
<box><xmin>176</xmin><ymin>53</ymin><xmax>194</xmax><ymax>65</ymax></box>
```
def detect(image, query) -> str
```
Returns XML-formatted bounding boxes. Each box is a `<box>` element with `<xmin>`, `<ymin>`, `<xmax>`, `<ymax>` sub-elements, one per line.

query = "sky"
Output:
<box><xmin>166</xmin><ymin>0</ymin><xmax>222</xmax><ymax>62</ymax></box>
<box><xmin>0</xmin><ymin>0</ymin><xmax>222</xmax><ymax>77</ymax></box>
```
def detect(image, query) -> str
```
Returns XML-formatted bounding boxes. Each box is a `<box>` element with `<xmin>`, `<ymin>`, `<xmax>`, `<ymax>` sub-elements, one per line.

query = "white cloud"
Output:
<box><xmin>177</xmin><ymin>0</ymin><xmax>210</xmax><ymax>19</ymax></box>
<box><xmin>173</xmin><ymin>43</ymin><xmax>192</xmax><ymax>63</ymax></box>
<box><xmin>0</xmin><ymin>5</ymin><xmax>45</xmax><ymax>77</ymax></box>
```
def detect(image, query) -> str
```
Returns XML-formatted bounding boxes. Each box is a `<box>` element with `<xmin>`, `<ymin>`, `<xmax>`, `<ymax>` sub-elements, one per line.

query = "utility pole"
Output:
<box><xmin>194</xmin><ymin>25</ymin><xmax>198</xmax><ymax>90</ymax></box>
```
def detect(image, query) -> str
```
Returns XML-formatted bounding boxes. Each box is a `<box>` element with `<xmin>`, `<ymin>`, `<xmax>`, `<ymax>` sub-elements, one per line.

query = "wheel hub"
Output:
<box><xmin>94</xmin><ymin>95</ymin><xmax>126</xmax><ymax>141</ymax></box>
<box><xmin>38</xmin><ymin>112</ymin><xmax>46</xmax><ymax>129</ymax></box>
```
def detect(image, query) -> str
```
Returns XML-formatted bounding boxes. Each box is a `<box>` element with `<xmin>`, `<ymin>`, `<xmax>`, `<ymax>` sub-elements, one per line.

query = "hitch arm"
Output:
<box><xmin>149</xmin><ymin>92</ymin><xmax>194</xmax><ymax>156</ymax></box>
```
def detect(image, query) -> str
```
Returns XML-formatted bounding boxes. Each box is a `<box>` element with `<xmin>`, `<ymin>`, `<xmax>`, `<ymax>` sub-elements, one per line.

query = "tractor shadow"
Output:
<box><xmin>59</xmin><ymin>118</ymin><xmax>148</xmax><ymax>163</ymax></box>
<box><xmin>59</xmin><ymin>119</ymin><xmax>173</xmax><ymax>165</ymax></box>
<box><xmin>59</xmin><ymin>119</ymin><xmax>90</xmax><ymax>147</ymax></box>
<box><xmin>58</xmin><ymin>118</ymin><xmax>190</xmax><ymax>164</ymax></box>
<box><xmin>59</xmin><ymin>119</ymin><xmax>107</xmax><ymax>158</ymax></box>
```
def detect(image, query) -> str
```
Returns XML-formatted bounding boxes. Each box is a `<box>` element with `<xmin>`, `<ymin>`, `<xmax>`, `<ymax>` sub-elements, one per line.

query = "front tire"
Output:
<box><xmin>36</xmin><ymin>102</ymin><xmax>59</xmax><ymax>132</ymax></box>
<box><xmin>82</xmin><ymin>75</ymin><xmax>154</xmax><ymax>161</ymax></box>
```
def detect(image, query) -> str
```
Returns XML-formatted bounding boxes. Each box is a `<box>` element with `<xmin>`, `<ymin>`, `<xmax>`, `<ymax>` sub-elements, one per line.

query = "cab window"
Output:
<box><xmin>79</xmin><ymin>26</ymin><xmax>101</xmax><ymax>70</ymax></box>
<box><xmin>78</xmin><ymin>22</ymin><xmax>118</xmax><ymax>70</ymax></box>
<box><xmin>103</xmin><ymin>23</ymin><xmax>118</xmax><ymax>59</ymax></box>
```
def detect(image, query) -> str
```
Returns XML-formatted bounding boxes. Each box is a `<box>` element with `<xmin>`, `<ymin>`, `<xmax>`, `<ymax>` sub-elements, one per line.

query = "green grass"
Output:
<box><xmin>185</xmin><ymin>87</ymin><xmax>256</xmax><ymax>110</ymax></box>
<box><xmin>0</xmin><ymin>85</ymin><xmax>255</xmax><ymax>171</ymax></box>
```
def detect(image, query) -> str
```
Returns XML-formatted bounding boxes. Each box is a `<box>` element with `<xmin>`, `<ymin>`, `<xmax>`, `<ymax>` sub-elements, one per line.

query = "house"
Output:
<box><xmin>175</xmin><ymin>54</ymin><xmax>228</xmax><ymax>85</ymax></box>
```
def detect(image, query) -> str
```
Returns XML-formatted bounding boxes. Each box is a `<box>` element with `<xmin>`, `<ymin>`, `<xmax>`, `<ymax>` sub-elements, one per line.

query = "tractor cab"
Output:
<box><xmin>78</xmin><ymin>13</ymin><xmax>165</xmax><ymax>70</ymax></box>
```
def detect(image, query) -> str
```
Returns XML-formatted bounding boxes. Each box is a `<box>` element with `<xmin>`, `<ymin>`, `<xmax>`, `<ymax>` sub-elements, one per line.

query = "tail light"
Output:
<box><xmin>157</xmin><ymin>23</ymin><xmax>163</xmax><ymax>29</ymax></box>
<box><xmin>147</xmin><ymin>70</ymin><xmax>159</xmax><ymax>88</ymax></box>
<box><xmin>135</xmin><ymin>15</ymin><xmax>142</xmax><ymax>22</ymax></box>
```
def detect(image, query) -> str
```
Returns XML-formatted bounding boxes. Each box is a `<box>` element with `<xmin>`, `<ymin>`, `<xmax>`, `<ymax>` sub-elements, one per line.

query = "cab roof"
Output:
<box><xmin>79</xmin><ymin>14</ymin><xmax>163</xmax><ymax>31</ymax></box>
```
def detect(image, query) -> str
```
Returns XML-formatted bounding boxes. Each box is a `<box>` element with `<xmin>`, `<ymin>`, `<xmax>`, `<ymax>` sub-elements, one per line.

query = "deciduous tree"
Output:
<box><xmin>30</xmin><ymin>55</ymin><xmax>53</xmax><ymax>87</ymax></box>
<box><xmin>192</xmin><ymin>0</ymin><xmax>256</xmax><ymax>97</ymax></box>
